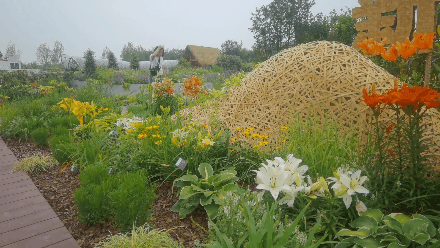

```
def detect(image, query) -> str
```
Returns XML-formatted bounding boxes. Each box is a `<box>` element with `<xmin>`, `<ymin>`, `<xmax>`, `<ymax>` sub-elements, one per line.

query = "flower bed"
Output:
<box><xmin>1</xmin><ymin>36</ymin><xmax>440</xmax><ymax>247</ymax></box>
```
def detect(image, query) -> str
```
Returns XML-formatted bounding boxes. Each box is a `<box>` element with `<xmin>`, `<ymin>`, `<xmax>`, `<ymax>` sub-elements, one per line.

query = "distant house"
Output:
<box><xmin>0</xmin><ymin>55</ymin><xmax>22</xmax><ymax>71</ymax></box>
<box><xmin>182</xmin><ymin>45</ymin><xmax>221</xmax><ymax>67</ymax></box>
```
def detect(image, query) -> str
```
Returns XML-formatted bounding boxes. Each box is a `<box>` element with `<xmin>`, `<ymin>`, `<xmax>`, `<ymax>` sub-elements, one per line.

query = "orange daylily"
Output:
<box><xmin>381</xmin><ymin>44</ymin><xmax>398</xmax><ymax>62</ymax></box>
<box><xmin>361</xmin><ymin>85</ymin><xmax>384</xmax><ymax>109</ymax></box>
<box><xmin>395</xmin><ymin>38</ymin><xmax>417</xmax><ymax>60</ymax></box>
<box><xmin>411</xmin><ymin>32</ymin><xmax>436</xmax><ymax>50</ymax></box>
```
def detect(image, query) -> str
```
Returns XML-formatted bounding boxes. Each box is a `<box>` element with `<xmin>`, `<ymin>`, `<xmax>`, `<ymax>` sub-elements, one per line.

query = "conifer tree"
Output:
<box><xmin>130</xmin><ymin>52</ymin><xmax>140</xmax><ymax>70</ymax></box>
<box><xmin>108</xmin><ymin>51</ymin><xmax>118</xmax><ymax>70</ymax></box>
<box><xmin>84</xmin><ymin>49</ymin><xmax>96</xmax><ymax>76</ymax></box>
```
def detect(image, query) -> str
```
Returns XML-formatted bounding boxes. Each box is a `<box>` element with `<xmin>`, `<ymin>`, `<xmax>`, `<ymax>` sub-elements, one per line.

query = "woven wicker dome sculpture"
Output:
<box><xmin>218</xmin><ymin>41</ymin><xmax>440</xmax><ymax>166</ymax></box>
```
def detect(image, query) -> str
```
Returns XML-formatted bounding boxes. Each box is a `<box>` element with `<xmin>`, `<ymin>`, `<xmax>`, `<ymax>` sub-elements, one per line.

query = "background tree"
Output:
<box><xmin>121</xmin><ymin>42</ymin><xmax>136</xmax><ymax>61</ymax></box>
<box><xmin>249</xmin><ymin>0</ymin><xmax>316</xmax><ymax>60</ymax></box>
<box><xmin>84</xmin><ymin>49</ymin><xmax>96</xmax><ymax>76</ymax></box>
<box><xmin>108</xmin><ymin>51</ymin><xmax>118</xmax><ymax>70</ymax></box>
<box><xmin>164</xmin><ymin>48</ymin><xmax>184</xmax><ymax>60</ymax></box>
<box><xmin>0</xmin><ymin>51</ymin><xmax>2</xmax><ymax>59</ymax></box>
<box><xmin>50</xmin><ymin>40</ymin><xmax>64</xmax><ymax>65</ymax></box>
<box><xmin>129</xmin><ymin>52</ymin><xmax>140</xmax><ymax>70</ymax></box>
<box><xmin>102</xmin><ymin>46</ymin><xmax>111</xmax><ymax>59</ymax></box>
<box><xmin>221</xmin><ymin>40</ymin><xmax>243</xmax><ymax>56</ymax></box>
<box><xmin>5</xmin><ymin>41</ymin><xmax>21</xmax><ymax>59</ymax></box>
<box><xmin>215</xmin><ymin>54</ymin><xmax>243</xmax><ymax>71</ymax></box>
<box><xmin>327</xmin><ymin>8</ymin><xmax>358</xmax><ymax>46</ymax></box>
<box><xmin>36</xmin><ymin>43</ymin><xmax>52</xmax><ymax>68</ymax></box>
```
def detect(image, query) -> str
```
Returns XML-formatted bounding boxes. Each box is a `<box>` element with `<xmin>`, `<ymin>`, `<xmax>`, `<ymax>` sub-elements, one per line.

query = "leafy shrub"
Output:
<box><xmin>336</xmin><ymin>209</ymin><xmax>440</xmax><ymax>247</ymax></box>
<box><xmin>171</xmin><ymin>163</ymin><xmax>239</xmax><ymax>219</ymax></box>
<box><xmin>12</xmin><ymin>154</ymin><xmax>57</xmax><ymax>173</ymax></box>
<box><xmin>30</xmin><ymin>127</ymin><xmax>49</xmax><ymax>146</ymax></box>
<box><xmin>108</xmin><ymin>52</ymin><xmax>118</xmax><ymax>70</ymax></box>
<box><xmin>74</xmin><ymin>174</ymin><xmax>119</xmax><ymax>225</ymax></box>
<box><xmin>110</xmin><ymin>172</ymin><xmax>156</xmax><ymax>231</ymax></box>
<box><xmin>130</xmin><ymin>52</ymin><xmax>140</xmax><ymax>70</ymax></box>
<box><xmin>215</xmin><ymin>54</ymin><xmax>243</xmax><ymax>71</ymax></box>
<box><xmin>178</xmin><ymin>57</ymin><xmax>191</xmax><ymax>68</ymax></box>
<box><xmin>51</xmin><ymin>125</ymin><xmax>69</xmax><ymax>137</ymax></box>
<box><xmin>49</xmin><ymin>135</ymin><xmax>75</xmax><ymax>164</ymax></box>
<box><xmin>50</xmin><ymin>115</ymin><xmax>79</xmax><ymax>129</ymax></box>
<box><xmin>96</xmin><ymin>224</ymin><xmax>182</xmax><ymax>248</ymax></box>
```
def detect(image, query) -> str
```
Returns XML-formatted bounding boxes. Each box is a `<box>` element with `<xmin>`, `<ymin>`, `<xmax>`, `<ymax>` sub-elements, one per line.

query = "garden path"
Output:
<box><xmin>0</xmin><ymin>137</ymin><xmax>79</xmax><ymax>248</ymax></box>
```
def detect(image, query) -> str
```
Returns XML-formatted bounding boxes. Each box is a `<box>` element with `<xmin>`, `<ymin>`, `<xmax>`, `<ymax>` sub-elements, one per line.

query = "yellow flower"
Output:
<box><xmin>145</xmin><ymin>126</ymin><xmax>153</xmax><ymax>131</ymax></box>
<box><xmin>260</xmin><ymin>135</ymin><xmax>269</xmax><ymax>140</ymax></box>
<box><xmin>276</xmin><ymin>147</ymin><xmax>281</xmax><ymax>150</ymax></box>
<box><xmin>202</xmin><ymin>139</ymin><xmax>215</xmax><ymax>146</ymax></box>
<box><xmin>251</xmin><ymin>133</ymin><xmax>260</xmax><ymax>138</ymax></box>
<box><xmin>138</xmin><ymin>133</ymin><xmax>147</xmax><ymax>139</ymax></box>
<box><xmin>280</xmin><ymin>126</ymin><xmax>288</xmax><ymax>131</ymax></box>
<box><xmin>152</xmin><ymin>134</ymin><xmax>159</xmax><ymax>138</ymax></box>
<box><xmin>127</xmin><ymin>129</ymin><xmax>134</xmax><ymax>133</ymax></box>
<box><xmin>236</xmin><ymin>127</ymin><xmax>243</xmax><ymax>131</ymax></box>
<box><xmin>132</xmin><ymin>122</ymin><xmax>144</xmax><ymax>128</ymax></box>
<box><xmin>155</xmin><ymin>140</ymin><xmax>163</xmax><ymax>145</ymax></box>
<box><xmin>242</xmin><ymin>131</ymin><xmax>250</xmax><ymax>136</ymax></box>
<box><xmin>246</xmin><ymin>127</ymin><xmax>254</xmax><ymax>131</ymax></box>
<box><xmin>152</xmin><ymin>125</ymin><xmax>160</xmax><ymax>129</ymax></box>
<box><xmin>253</xmin><ymin>144</ymin><xmax>260</xmax><ymax>149</ymax></box>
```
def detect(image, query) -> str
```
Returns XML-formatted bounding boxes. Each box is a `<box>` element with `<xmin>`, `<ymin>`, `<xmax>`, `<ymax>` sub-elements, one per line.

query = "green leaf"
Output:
<box><xmin>412</xmin><ymin>214</ymin><xmax>436</xmax><ymax>237</ymax></box>
<box><xmin>335</xmin><ymin>237</ymin><xmax>356</xmax><ymax>248</ymax></box>
<box><xmin>336</xmin><ymin>227</ymin><xmax>372</xmax><ymax>238</ymax></box>
<box><xmin>203</xmin><ymin>191</ymin><xmax>214</xmax><ymax>197</ymax></box>
<box><xmin>354</xmin><ymin>237</ymin><xmax>385</xmax><ymax>248</ymax></box>
<box><xmin>380</xmin><ymin>234</ymin><xmax>399</xmax><ymax>243</ymax></box>
<box><xmin>363</xmin><ymin>209</ymin><xmax>384</xmax><ymax>224</ymax></box>
<box><xmin>350</xmin><ymin>216</ymin><xmax>378</xmax><ymax>229</ymax></box>
<box><xmin>174</xmin><ymin>174</ymin><xmax>198</xmax><ymax>185</ymax></box>
<box><xmin>204</xmin><ymin>203</ymin><xmax>220</xmax><ymax>219</ymax></box>
<box><xmin>220</xmin><ymin>183</ymin><xmax>238</xmax><ymax>192</ymax></box>
<box><xmin>389</xmin><ymin>213</ymin><xmax>411</xmax><ymax>225</ymax></box>
<box><xmin>212</xmin><ymin>191</ymin><xmax>229</xmax><ymax>205</ymax></box>
<box><xmin>200</xmin><ymin>195</ymin><xmax>213</xmax><ymax>206</ymax></box>
<box><xmin>179</xmin><ymin>186</ymin><xmax>199</xmax><ymax>199</ymax></box>
<box><xmin>213</xmin><ymin>172</ymin><xmax>238</xmax><ymax>187</ymax></box>
<box><xmin>387</xmin><ymin>243</ymin><xmax>406</xmax><ymax>248</ymax></box>
<box><xmin>414</xmin><ymin>233</ymin><xmax>430</xmax><ymax>246</ymax></box>
<box><xmin>402</xmin><ymin>219</ymin><xmax>429</xmax><ymax>240</ymax></box>
<box><xmin>383</xmin><ymin>216</ymin><xmax>403</xmax><ymax>234</ymax></box>
<box><xmin>198</xmin><ymin>163</ymin><xmax>213</xmax><ymax>180</ymax></box>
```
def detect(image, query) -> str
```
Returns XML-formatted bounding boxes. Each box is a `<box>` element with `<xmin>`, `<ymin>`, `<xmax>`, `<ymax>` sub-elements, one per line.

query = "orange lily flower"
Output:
<box><xmin>361</xmin><ymin>85</ymin><xmax>384</xmax><ymax>109</ymax></box>
<box><xmin>395</xmin><ymin>38</ymin><xmax>417</xmax><ymax>59</ymax></box>
<box><xmin>381</xmin><ymin>44</ymin><xmax>398</xmax><ymax>62</ymax></box>
<box><xmin>411</xmin><ymin>32</ymin><xmax>436</xmax><ymax>50</ymax></box>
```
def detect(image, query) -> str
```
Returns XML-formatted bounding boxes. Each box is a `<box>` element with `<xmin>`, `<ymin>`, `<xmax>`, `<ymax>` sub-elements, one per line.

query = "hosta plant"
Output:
<box><xmin>170</xmin><ymin>163</ymin><xmax>239</xmax><ymax>219</ymax></box>
<box><xmin>336</xmin><ymin>209</ymin><xmax>440</xmax><ymax>247</ymax></box>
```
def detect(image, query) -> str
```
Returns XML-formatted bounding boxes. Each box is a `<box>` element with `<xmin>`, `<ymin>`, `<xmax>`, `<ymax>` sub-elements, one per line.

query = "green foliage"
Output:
<box><xmin>49</xmin><ymin>135</ymin><xmax>75</xmax><ymax>164</ymax></box>
<box><xmin>170</xmin><ymin>163</ymin><xmax>239</xmax><ymax>219</ymax></box>
<box><xmin>12</xmin><ymin>155</ymin><xmax>57</xmax><ymax>173</ymax></box>
<box><xmin>110</xmin><ymin>172</ymin><xmax>156</xmax><ymax>231</ymax></box>
<box><xmin>84</xmin><ymin>48</ymin><xmax>96</xmax><ymax>76</ymax></box>
<box><xmin>74</xmin><ymin>164</ymin><xmax>118</xmax><ymax>225</ymax></box>
<box><xmin>31</xmin><ymin>127</ymin><xmax>49</xmax><ymax>146</ymax></box>
<box><xmin>108</xmin><ymin>51</ymin><xmax>118</xmax><ymax>70</ymax></box>
<box><xmin>327</xmin><ymin>8</ymin><xmax>358</xmax><ymax>46</ymax></box>
<box><xmin>130</xmin><ymin>52</ymin><xmax>140</xmax><ymax>70</ymax></box>
<box><xmin>336</xmin><ymin>209</ymin><xmax>440</xmax><ymax>247</ymax></box>
<box><xmin>74</xmin><ymin>165</ymin><xmax>156</xmax><ymax>231</ymax></box>
<box><xmin>96</xmin><ymin>224</ymin><xmax>183</xmax><ymax>248</ymax></box>
<box><xmin>249</xmin><ymin>0</ymin><xmax>316</xmax><ymax>60</ymax></box>
<box><xmin>177</xmin><ymin>57</ymin><xmax>191</xmax><ymax>68</ymax></box>
<box><xmin>215</xmin><ymin>54</ymin><xmax>242</xmax><ymax>71</ymax></box>
<box><xmin>206</xmin><ymin>200</ymin><xmax>324</xmax><ymax>248</ymax></box>
<box><xmin>220</xmin><ymin>40</ymin><xmax>242</xmax><ymax>56</ymax></box>
<box><xmin>51</xmin><ymin>125</ymin><xmax>69</xmax><ymax>137</ymax></box>
<box><xmin>50</xmin><ymin>115</ymin><xmax>79</xmax><ymax>129</ymax></box>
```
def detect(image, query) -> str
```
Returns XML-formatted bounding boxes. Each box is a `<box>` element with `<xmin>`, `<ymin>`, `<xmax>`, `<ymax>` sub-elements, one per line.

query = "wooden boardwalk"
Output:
<box><xmin>0</xmin><ymin>138</ymin><xmax>80</xmax><ymax>248</ymax></box>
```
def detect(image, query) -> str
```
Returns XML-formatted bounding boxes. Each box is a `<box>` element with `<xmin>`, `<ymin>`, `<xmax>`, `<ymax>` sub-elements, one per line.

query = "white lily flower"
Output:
<box><xmin>347</xmin><ymin>170</ymin><xmax>369</xmax><ymax>195</ymax></box>
<box><xmin>355</xmin><ymin>199</ymin><xmax>368</xmax><ymax>215</ymax></box>
<box><xmin>279</xmin><ymin>184</ymin><xmax>304</xmax><ymax>207</ymax></box>
<box><xmin>279</xmin><ymin>154</ymin><xmax>308</xmax><ymax>186</ymax></box>
<box><xmin>253</xmin><ymin>164</ymin><xmax>291</xmax><ymax>200</ymax></box>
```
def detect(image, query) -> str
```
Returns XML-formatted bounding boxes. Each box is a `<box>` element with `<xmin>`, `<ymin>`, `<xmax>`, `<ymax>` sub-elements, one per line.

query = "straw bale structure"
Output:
<box><xmin>182</xmin><ymin>45</ymin><xmax>221</xmax><ymax>67</ymax></box>
<box><xmin>177</xmin><ymin>41</ymin><xmax>440</xmax><ymax>167</ymax></box>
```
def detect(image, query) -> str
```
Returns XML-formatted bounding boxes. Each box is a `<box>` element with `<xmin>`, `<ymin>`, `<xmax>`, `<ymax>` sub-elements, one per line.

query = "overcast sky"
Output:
<box><xmin>1</xmin><ymin>0</ymin><xmax>360</xmax><ymax>63</ymax></box>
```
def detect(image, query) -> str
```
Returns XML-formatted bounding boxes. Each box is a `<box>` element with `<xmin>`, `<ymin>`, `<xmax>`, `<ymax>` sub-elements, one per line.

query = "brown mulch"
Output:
<box><xmin>2</xmin><ymin>136</ymin><xmax>216</xmax><ymax>248</ymax></box>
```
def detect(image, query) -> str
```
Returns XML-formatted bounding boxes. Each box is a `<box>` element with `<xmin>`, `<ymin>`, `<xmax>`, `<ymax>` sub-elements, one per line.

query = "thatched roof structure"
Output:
<box><xmin>182</xmin><ymin>45</ymin><xmax>221</xmax><ymax>67</ymax></box>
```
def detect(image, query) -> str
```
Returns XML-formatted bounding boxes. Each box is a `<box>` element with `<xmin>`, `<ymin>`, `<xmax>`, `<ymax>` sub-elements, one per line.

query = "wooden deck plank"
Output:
<box><xmin>0</xmin><ymin>185</ymin><xmax>39</xmax><ymax>198</ymax></box>
<box><xmin>0</xmin><ymin>201</ymin><xmax>51</xmax><ymax>222</ymax></box>
<box><xmin>0</xmin><ymin>188</ymin><xmax>42</xmax><ymax>204</ymax></box>
<box><xmin>0</xmin><ymin>208</ymin><xmax>57</xmax><ymax>234</ymax></box>
<box><xmin>0</xmin><ymin>180</ymin><xmax>35</xmax><ymax>192</ymax></box>
<box><xmin>1</xmin><ymin>226</ymin><xmax>76</xmax><ymax>248</ymax></box>
<box><xmin>0</xmin><ymin>217</ymin><xmax>64</xmax><ymax>244</ymax></box>
<box><xmin>0</xmin><ymin>175</ymin><xmax>32</xmax><ymax>186</ymax></box>
<box><xmin>44</xmin><ymin>237</ymin><xmax>80</xmax><ymax>248</ymax></box>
